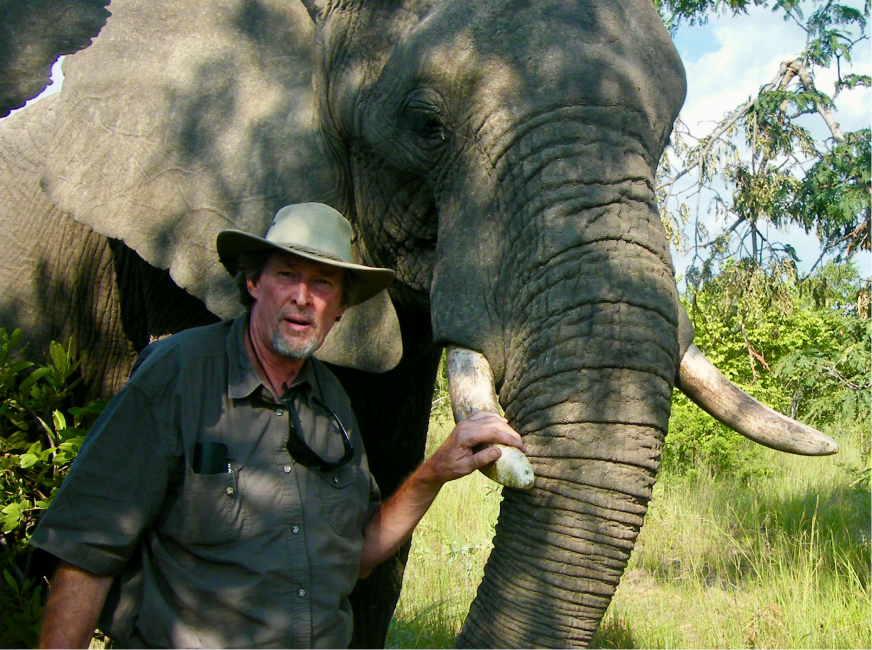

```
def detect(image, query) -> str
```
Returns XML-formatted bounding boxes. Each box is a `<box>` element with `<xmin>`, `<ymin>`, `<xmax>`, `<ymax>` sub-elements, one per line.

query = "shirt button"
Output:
<box><xmin>226</xmin><ymin>487</ymin><xmax>235</xmax><ymax>495</ymax></box>
<box><xmin>297</xmin><ymin>589</ymin><xmax>306</xmax><ymax>598</ymax></box>
<box><xmin>292</xmin><ymin>525</ymin><xmax>300</xmax><ymax>534</ymax></box>
<box><xmin>283</xmin><ymin>465</ymin><xmax>292</xmax><ymax>474</ymax></box>
<box><xmin>276</xmin><ymin>408</ymin><xmax>284</xmax><ymax>416</ymax></box>
<box><xmin>333</xmin><ymin>477</ymin><xmax>339</xmax><ymax>484</ymax></box>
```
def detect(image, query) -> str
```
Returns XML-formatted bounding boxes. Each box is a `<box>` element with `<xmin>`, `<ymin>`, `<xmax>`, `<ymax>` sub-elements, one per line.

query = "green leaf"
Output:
<box><xmin>18</xmin><ymin>367</ymin><xmax>51</xmax><ymax>396</ymax></box>
<box><xmin>49</xmin><ymin>341</ymin><xmax>69</xmax><ymax>376</ymax></box>
<box><xmin>18</xmin><ymin>453</ymin><xmax>39</xmax><ymax>469</ymax></box>
<box><xmin>3</xmin><ymin>361</ymin><xmax>33</xmax><ymax>377</ymax></box>
<box><xmin>3</xmin><ymin>569</ymin><xmax>20</xmax><ymax>596</ymax></box>
<box><xmin>1</xmin><ymin>502</ymin><xmax>23</xmax><ymax>532</ymax></box>
<box><xmin>52</xmin><ymin>410</ymin><xmax>67</xmax><ymax>433</ymax></box>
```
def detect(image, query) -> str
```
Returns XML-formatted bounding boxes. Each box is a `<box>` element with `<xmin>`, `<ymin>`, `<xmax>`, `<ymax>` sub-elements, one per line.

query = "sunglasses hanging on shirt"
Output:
<box><xmin>246</xmin><ymin>320</ymin><xmax>353</xmax><ymax>471</ymax></box>
<box><xmin>283</xmin><ymin>395</ymin><xmax>354</xmax><ymax>471</ymax></box>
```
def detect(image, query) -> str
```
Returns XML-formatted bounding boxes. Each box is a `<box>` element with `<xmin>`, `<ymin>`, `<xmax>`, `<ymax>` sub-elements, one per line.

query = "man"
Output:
<box><xmin>32</xmin><ymin>203</ymin><xmax>523</xmax><ymax>648</ymax></box>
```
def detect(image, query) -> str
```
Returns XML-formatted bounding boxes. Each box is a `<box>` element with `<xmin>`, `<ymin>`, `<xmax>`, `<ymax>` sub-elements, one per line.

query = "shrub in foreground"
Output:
<box><xmin>0</xmin><ymin>328</ymin><xmax>104</xmax><ymax>647</ymax></box>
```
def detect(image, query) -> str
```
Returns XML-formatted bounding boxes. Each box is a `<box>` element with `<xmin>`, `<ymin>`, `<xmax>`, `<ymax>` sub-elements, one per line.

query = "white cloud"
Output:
<box><xmin>678</xmin><ymin>7</ymin><xmax>806</xmax><ymax>131</ymax></box>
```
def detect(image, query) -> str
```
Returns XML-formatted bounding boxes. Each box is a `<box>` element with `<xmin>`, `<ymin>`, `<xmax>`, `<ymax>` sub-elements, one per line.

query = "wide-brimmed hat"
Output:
<box><xmin>216</xmin><ymin>203</ymin><xmax>395</xmax><ymax>306</ymax></box>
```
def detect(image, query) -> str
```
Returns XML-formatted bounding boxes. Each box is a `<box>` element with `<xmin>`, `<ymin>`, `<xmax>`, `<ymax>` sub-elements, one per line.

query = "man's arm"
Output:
<box><xmin>358</xmin><ymin>412</ymin><xmax>524</xmax><ymax>578</ymax></box>
<box><xmin>38</xmin><ymin>561</ymin><xmax>113</xmax><ymax>649</ymax></box>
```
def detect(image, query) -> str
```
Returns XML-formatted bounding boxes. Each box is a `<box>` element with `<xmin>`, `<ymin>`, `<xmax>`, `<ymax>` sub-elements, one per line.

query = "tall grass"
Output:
<box><xmin>386</xmin><ymin>406</ymin><xmax>503</xmax><ymax>648</ymax></box>
<box><xmin>386</xmin><ymin>409</ymin><xmax>870</xmax><ymax>649</ymax></box>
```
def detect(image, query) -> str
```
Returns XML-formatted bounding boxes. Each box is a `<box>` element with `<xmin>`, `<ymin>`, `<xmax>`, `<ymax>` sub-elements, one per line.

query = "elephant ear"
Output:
<box><xmin>315</xmin><ymin>290</ymin><xmax>402</xmax><ymax>372</ymax></box>
<box><xmin>0</xmin><ymin>0</ymin><xmax>110</xmax><ymax>117</ymax></box>
<box><xmin>41</xmin><ymin>0</ymin><xmax>401</xmax><ymax>371</ymax></box>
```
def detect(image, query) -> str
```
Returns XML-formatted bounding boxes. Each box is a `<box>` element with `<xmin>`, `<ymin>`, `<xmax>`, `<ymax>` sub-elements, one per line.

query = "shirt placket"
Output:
<box><xmin>271</xmin><ymin>398</ymin><xmax>313</xmax><ymax>646</ymax></box>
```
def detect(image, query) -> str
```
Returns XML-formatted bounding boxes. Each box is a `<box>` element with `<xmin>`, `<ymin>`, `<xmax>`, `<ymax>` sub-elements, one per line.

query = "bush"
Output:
<box><xmin>662</xmin><ymin>392</ymin><xmax>770</xmax><ymax>481</ymax></box>
<box><xmin>0</xmin><ymin>328</ymin><xmax>105</xmax><ymax>647</ymax></box>
<box><xmin>664</xmin><ymin>260</ymin><xmax>870</xmax><ymax>481</ymax></box>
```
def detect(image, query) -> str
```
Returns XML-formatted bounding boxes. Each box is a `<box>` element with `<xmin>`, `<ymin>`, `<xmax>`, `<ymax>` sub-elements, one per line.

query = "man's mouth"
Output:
<box><xmin>281</xmin><ymin>310</ymin><xmax>316</xmax><ymax>332</ymax></box>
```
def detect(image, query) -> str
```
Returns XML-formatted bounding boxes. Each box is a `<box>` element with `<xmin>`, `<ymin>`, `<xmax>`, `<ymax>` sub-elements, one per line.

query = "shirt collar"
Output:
<box><xmin>226</xmin><ymin>313</ymin><xmax>321</xmax><ymax>405</ymax></box>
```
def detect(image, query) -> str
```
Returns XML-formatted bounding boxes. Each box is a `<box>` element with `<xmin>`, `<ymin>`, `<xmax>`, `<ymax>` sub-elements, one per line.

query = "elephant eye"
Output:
<box><xmin>400</xmin><ymin>94</ymin><xmax>447</xmax><ymax>147</ymax></box>
<box><xmin>410</xmin><ymin>112</ymin><xmax>445</xmax><ymax>142</ymax></box>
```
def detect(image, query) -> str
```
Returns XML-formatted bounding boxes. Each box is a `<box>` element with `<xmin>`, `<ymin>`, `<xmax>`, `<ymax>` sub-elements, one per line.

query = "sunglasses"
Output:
<box><xmin>284</xmin><ymin>395</ymin><xmax>354</xmax><ymax>471</ymax></box>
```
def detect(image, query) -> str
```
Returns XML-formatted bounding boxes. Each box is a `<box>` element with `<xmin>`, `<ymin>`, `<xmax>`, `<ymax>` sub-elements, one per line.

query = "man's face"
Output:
<box><xmin>247</xmin><ymin>251</ymin><xmax>347</xmax><ymax>361</ymax></box>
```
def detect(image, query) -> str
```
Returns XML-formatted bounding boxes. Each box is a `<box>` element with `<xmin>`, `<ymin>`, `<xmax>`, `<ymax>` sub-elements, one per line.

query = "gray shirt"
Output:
<box><xmin>31</xmin><ymin>315</ymin><xmax>380</xmax><ymax>648</ymax></box>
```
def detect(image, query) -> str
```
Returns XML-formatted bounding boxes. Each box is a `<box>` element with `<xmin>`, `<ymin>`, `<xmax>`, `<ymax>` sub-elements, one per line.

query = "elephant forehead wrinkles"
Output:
<box><xmin>507</xmin><ymin>305</ymin><xmax>679</xmax><ymax>386</ymax></box>
<box><xmin>506</xmin><ymin>357</ymin><xmax>675</xmax><ymax>427</ymax></box>
<box><xmin>497</xmin><ymin>183</ymin><xmax>668</xmax><ymax>278</ymax></box>
<box><xmin>499</xmin><ymin>239</ymin><xmax>677</xmax><ymax>324</ymax></box>
<box><xmin>486</xmin><ymin>105</ymin><xmax>662</xmax><ymax>178</ymax></box>
<box><xmin>501</xmin><ymin>137</ymin><xmax>655</xmax><ymax>197</ymax></box>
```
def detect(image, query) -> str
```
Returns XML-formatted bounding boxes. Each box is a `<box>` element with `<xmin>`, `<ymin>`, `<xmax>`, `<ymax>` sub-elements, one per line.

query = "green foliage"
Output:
<box><xmin>789</xmin><ymin>129</ymin><xmax>871</xmax><ymax>254</ymax></box>
<box><xmin>664</xmin><ymin>392</ymin><xmax>770</xmax><ymax>480</ymax></box>
<box><xmin>775</xmin><ymin>321</ymin><xmax>871</xmax><ymax>425</ymax></box>
<box><xmin>0</xmin><ymin>328</ymin><xmax>105</xmax><ymax>647</ymax></box>
<box><xmin>664</xmin><ymin>259</ymin><xmax>871</xmax><ymax>479</ymax></box>
<box><xmin>656</xmin><ymin>0</ymin><xmax>769</xmax><ymax>31</ymax></box>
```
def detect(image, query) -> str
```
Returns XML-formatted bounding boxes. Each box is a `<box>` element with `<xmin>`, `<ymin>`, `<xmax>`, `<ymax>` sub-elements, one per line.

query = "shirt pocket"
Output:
<box><xmin>163</xmin><ymin>466</ymin><xmax>244</xmax><ymax>546</ymax></box>
<box><xmin>315</xmin><ymin>463</ymin><xmax>371</xmax><ymax>539</ymax></box>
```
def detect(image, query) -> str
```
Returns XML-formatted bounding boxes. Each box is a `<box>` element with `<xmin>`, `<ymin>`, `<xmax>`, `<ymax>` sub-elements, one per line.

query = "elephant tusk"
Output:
<box><xmin>445</xmin><ymin>347</ymin><xmax>535</xmax><ymax>489</ymax></box>
<box><xmin>677</xmin><ymin>343</ymin><xmax>839</xmax><ymax>456</ymax></box>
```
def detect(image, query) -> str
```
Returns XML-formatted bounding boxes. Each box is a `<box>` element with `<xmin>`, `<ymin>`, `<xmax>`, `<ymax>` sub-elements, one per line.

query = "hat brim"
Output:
<box><xmin>216</xmin><ymin>230</ymin><xmax>395</xmax><ymax>307</ymax></box>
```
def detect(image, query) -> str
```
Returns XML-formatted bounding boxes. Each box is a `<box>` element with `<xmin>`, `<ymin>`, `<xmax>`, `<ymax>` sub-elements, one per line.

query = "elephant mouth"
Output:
<box><xmin>445</xmin><ymin>343</ymin><xmax>837</xmax><ymax>491</ymax></box>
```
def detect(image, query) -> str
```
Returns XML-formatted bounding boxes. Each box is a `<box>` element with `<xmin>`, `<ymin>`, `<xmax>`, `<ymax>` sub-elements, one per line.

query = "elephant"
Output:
<box><xmin>0</xmin><ymin>0</ymin><xmax>110</xmax><ymax>117</ymax></box>
<box><xmin>0</xmin><ymin>0</ymin><xmax>837</xmax><ymax>646</ymax></box>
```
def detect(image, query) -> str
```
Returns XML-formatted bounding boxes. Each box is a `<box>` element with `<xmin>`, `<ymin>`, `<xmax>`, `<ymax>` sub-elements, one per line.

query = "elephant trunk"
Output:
<box><xmin>425</xmin><ymin>99</ymin><xmax>682</xmax><ymax>646</ymax></box>
<box><xmin>450</xmin><ymin>236</ymin><xmax>677</xmax><ymax>646</ymax></box>
<box><xmin>456</xmin><ymin>320</ymin><xmax>672</xmax><ymax>646</ymax></box>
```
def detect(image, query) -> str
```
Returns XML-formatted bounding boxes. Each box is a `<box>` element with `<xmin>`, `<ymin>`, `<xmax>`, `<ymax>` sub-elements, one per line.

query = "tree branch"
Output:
<box><xmin>788</xmin><ymin>60</ymin><xmax>845</xmax><ymax>143</ymax></box>
<box><xmin>656</xmin><ymin>61</ymin><xmax>800</xmax><ymax>193</ymax></box>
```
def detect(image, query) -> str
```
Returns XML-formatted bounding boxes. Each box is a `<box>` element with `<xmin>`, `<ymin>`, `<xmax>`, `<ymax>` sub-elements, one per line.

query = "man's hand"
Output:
<box><xmin>358</xmin><ymin>412</ymin><xmax>524</xmax><ymax>577</ymax></box>
<box><xmin>418</xmin><ymin>411</ymin><xmax>526</xmax><ymax>485</ymax></box>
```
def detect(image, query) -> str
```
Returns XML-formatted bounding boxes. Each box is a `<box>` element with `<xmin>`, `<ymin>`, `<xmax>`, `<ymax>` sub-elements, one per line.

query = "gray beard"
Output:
<box><xmin>271</xmin><ymin>326</ymin><xmax>319</xmax><ymax>360</ymax></box>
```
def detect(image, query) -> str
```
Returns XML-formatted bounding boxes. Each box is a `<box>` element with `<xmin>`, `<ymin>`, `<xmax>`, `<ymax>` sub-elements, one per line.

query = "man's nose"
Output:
<box><xmin>288</xmin><ymin>278</ymin><xmax>313</xmax><ymax>305</ymax></box>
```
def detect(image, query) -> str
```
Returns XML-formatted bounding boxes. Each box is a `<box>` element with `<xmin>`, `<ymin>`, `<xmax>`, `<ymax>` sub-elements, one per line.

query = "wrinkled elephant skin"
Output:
<box><xmin>0</xmin><ymin>0</ymin><xmax>688</xmax><ymax>647</ymax></box>
<box><xmin>0</xmin><ymin>0</ymin><xmax>111</xmax><ymax>117</ymax></box>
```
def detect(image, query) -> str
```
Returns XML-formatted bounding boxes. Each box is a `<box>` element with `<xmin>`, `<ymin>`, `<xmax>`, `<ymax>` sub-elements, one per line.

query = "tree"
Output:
<box><xmin>655</xmin><ymin>0</ymin><xmax>870</xmax><ymax>291</ymax></box>
<box><xmin>663</xmin><ymin>258</ymin><xmax>870</xmax><ymax>478</ymax></box>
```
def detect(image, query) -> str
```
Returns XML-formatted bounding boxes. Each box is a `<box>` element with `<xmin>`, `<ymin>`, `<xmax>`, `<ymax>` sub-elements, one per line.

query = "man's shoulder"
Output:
<box><xmin>129</xmin><ymin>320</ymin><xmax>236</xmax><ymax>391</ymax></box>
<box><xmin>137</xmin><ymin>319</ymin><xmax>233</xmax><ymax>362</ymax></box>
<box><xmin>309</xmin><ymin>357</ymin><xmax>352</xmax><ymax>410</ymax></box>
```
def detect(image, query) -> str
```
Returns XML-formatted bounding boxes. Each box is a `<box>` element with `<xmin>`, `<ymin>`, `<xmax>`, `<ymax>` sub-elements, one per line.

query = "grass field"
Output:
<box><xmin>385</xmin><ymin>405</ymin><xmax>871</xmax><ymax>649</ymax></box>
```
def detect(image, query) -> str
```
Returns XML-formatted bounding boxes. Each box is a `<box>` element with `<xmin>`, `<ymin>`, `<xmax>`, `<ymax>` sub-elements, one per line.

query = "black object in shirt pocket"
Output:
<box><xmin>192</xmin><ymin>443</ymin><xmax>229</xmax><ymax>474</ymax></box>
<box><xmin>164</xmin><ymin>465</ymin><xmax>243</xmax><ymax>546</ymax></box>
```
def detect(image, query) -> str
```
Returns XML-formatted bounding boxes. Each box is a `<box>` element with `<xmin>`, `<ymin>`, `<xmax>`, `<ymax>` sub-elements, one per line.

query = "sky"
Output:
<box><xmin>670</xmin><ymin>2</ymin><xmax>871</xmax><ymax>280</ymax></box>
<box><xmin>17</xmin><ymin>3</ymin><xmax>872</xmax><ymax>280</ymax></box>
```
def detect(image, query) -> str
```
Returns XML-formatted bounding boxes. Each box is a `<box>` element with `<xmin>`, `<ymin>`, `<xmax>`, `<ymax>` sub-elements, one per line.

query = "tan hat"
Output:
<box><xmin>217</xmin><ymin>203</ymin><xmax>395</xmax><ymax>306</ymax></box>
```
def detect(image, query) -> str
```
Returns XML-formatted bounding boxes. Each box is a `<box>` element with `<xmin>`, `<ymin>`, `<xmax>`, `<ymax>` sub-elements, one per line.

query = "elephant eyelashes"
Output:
<box><xmin>411</xmin><ymin>113</ymin><xmax>445</xmax><ymax>142</ymax></box>
<box><xmin>399</xmin><ymin>93</ymin><xmax>447</xmax><ymax>148</ymax></box>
